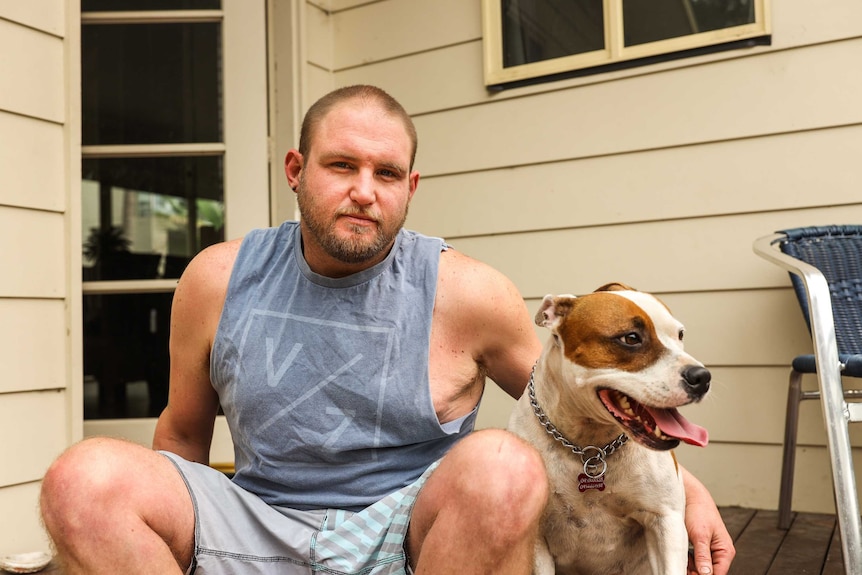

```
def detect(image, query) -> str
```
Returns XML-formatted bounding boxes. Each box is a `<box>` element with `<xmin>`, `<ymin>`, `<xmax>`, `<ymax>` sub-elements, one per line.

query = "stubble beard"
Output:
<box><xmin>296</xmin><ymin>178</ymin><xmax>408</xmax><ymax>264</ymax></box>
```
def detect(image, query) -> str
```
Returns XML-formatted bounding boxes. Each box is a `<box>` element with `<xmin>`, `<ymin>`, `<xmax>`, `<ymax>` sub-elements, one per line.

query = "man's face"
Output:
<box><xmin>294</xmin><ymin>101</ymin><xmax>418</xmax><ymax>273</ymax></box>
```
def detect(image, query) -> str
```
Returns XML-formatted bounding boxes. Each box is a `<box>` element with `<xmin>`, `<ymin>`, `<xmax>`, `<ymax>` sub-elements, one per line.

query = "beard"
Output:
<box><xmin>296</xmin><ymin>177</ymin><xmax>408</xmax><ymax>264</ymax></box>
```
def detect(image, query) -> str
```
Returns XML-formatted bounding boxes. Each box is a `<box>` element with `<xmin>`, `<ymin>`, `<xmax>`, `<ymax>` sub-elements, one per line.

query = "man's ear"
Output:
<box><xmin>408</xmin><ymin>170</ymin><xmax>420</xmax><ymax>201</ymax></box>
<box><xmin>284</xmin><ymin>149</ymin><xmax>303</xmax><ymax>191</ymax></box>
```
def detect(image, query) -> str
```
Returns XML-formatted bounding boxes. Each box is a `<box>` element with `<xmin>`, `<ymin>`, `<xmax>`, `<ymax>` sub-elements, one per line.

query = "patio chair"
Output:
<box><xmin>753</xmin><ymin>225</ymin><xmax>862</xmax><ymax>575</ymax></box>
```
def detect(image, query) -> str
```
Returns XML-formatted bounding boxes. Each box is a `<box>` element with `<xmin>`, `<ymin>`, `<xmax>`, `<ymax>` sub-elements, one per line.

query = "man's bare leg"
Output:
<box><xmin>40</xmin><ymin>437</ymin><xmax>195</xmax><ymax>574</ymax></box>
<box><xmin>408</xmin><ymin>429</ymin><xmax>548</xmax><ymax>574</ymax></box>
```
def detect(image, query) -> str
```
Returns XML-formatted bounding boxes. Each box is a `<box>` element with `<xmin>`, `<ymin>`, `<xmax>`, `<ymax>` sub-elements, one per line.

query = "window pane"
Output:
<box><xmin>623</xmin><ymin>0</ymin><xmax>756</xmax><ymax>47</ymax></box>
<box><xmin>502</xmin><ymin>0</ymin><xmax>604</xmax><ymax>68</ymax></box>
<box><xmin>82</xmin><ymin>157</ymin><xmax>224</xmax><ymax>281</ymax></box>
<box><xmin>83</xmin><ymin>0</ymin><xmax>220</xmax><ymax>11</ymax></box>
<box><xmin>82</xmin><ymin>22</ymin><xmax>221</xmax><ymax>145</ymax></box>
<box><xmin>83</xmin><ymin>292</ymin><xmax>173</xmax><ymax>419</ymax></box>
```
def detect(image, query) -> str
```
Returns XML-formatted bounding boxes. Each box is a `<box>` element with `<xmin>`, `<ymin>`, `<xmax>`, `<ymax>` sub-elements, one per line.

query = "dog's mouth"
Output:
<box><xmin>597</xmin><ymin>389</ymin><xmax>709</xmax><ymax>451</ymax></box>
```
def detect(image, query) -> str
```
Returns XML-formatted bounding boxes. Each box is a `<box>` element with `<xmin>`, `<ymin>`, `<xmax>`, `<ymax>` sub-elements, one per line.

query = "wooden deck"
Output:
<box><xmin>40</xmin><ymin>507</ymin><xmax>848</xmax><ymax>574</ymax></box>
<box><xmin>722</xmin><ymin>506</ymin><xmax>847</xmax><ymax>575</ymax></box>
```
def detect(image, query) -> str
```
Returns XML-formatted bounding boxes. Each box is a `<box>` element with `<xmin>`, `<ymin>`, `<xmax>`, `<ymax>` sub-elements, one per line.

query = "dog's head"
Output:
<box><xmin>536</xmin><ymin>282</ymin><xmax>709</xmax><ymax>451</ymax></box>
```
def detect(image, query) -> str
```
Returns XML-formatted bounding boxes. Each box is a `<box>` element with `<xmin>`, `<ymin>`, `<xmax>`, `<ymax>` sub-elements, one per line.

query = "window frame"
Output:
<box><xmin>482</xmin><ymin>0</ymin><xmax>771</xmax><ymax>89</ymax></box>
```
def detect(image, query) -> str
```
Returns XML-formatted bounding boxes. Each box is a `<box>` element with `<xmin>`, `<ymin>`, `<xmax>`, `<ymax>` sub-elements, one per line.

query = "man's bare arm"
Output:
<box><xmin>153</xmin><ymin>240</ymin><xmax>240</xmax><ymax>463</ymax></box>
<box><xmin>440</xmin><ymin>249</ymin><xmax>543</xmax><ymax>400</ymax></box>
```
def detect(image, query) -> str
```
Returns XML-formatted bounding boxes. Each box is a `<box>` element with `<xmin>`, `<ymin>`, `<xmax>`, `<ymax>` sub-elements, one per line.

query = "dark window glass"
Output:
<box><xmin>82</xmin><ymin>22</ymin><xmax>221</xmax><ymax>145</ymax></box>
<box><xmin>83</xmin><ymin>0</ymin><xmax>220</xmax><ymax>11</ymax></box>
<box><xmin>502</xmin><ymin>0</ymin><xmax>604</xmax><ymax>68</ymax></box>
<box><xmin>623</xmin><ymin>0</ymin><xmax>756</xmax><ymax>47</ymax></box>
<box><xmin>82</xmin><ymin>156</ymin><xmax>224</xmax><ymax>281</ymax></box>
<box><xmin>83</xmin><ymin>292</ymin><xmax>174</xmax><ymax>419</ymax></box>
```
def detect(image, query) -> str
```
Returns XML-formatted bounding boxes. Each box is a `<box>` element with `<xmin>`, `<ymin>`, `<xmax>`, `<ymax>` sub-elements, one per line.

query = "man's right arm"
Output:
<box><xmin>152</xmin><ymin>240</ymin><xmax>240</xmax><ymax>464</ymax></box>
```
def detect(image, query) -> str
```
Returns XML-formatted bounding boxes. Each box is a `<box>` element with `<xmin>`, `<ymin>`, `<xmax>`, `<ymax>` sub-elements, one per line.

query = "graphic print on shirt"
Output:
<box><xmin>229</xmin><ymin>307</ymin><xmax>399</xmax><ymax>470</ymax></box>
<box><xmin>266</xmin><ymin>340</ymin><xmax>303</xmax><ymax>387</ymax></box>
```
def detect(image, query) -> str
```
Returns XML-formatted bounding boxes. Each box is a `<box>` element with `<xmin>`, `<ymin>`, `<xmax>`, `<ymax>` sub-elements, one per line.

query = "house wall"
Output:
<box><xmin>0</xmin><ymin>0</ymin><xmax>80</xmax><ymax>555</ymax></box>
<box><xmin>300</xmin><ymin>0</ymin><xmax>862</xmax><ymax>514</ymax></box>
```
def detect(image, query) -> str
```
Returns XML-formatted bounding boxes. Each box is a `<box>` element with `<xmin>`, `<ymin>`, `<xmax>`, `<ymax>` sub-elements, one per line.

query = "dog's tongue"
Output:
<box><xmin>645</xmin><ymin>407</ymin><xmax>709</xmax><ymax>447</ymax></box>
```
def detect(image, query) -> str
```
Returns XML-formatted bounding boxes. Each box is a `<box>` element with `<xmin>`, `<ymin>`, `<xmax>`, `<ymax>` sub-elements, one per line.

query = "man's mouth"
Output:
<box><xmin>339</xmin><ymin>212</ymin><xmax>379</xmax><ymax>229</ymax></box>
<box><xmin>597</xmin><ymin>389</ymin><xmax>709</xmax><ymax>451</ymax></box>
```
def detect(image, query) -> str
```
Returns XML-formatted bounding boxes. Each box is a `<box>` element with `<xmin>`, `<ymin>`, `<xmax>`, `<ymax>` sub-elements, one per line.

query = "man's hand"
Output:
<box><xmin>682</xmin><ymin>467</ymin><xmax>736</xmax><ymax>575</ymax></box>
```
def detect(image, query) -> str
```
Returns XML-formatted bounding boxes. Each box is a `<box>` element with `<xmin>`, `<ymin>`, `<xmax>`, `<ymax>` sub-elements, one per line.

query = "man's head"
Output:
<box><xmin>285</xmin><ymin>85</ymin><xmax>420</xmax><ymax>277</ymax></box>
<box><xmin>298</xmin><ymin>85</ymin><xmax>418</xmax><ymax>171</ymax></box>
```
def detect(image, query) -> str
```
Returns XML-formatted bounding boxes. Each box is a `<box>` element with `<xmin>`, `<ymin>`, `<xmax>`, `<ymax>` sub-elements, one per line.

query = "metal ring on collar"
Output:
<box><xmin>582</xmin><ymin>455</ymin><xmax>608</xmax><ymax>479</ymax></box>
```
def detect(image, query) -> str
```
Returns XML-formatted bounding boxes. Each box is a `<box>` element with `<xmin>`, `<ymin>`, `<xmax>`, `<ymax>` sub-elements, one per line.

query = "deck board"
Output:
<box><xmin>728</xmin><ymin>509</ymin><xmax>788</xmax><ymax>575</ymax></box>
<box><xmin>719</xmin><ymin>505</ymin><xmax>757</xmax><ymax>540</ymax></box>
<box><xmin>823</xmin><ymin>527</ymin><xmax>846</xmax><ymax>575</ymax></box>
<box><xmin>767</xmin><ymin>512</ymin><xmax>834</xmax><ymax>574</ymax></box>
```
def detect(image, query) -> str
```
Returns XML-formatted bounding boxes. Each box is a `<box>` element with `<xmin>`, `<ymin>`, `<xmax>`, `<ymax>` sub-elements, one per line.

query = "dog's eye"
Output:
<box><xmin>678</xmin><ymin>329</ymin><xmax>685</xmax><ymax>341</ymax></box>
<box><xmin>620</xmin><ymin>332</ymin><xmax>641</xmax><ymax>346</ymax></box>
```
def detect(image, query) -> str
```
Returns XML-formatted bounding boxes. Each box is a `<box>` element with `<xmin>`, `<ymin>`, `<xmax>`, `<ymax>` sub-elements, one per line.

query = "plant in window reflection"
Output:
<box><xmin>157</xmin><ymin>197</ymin><xmax>224</xmax><ymax>232</ymax></box>
<box><xmin>83</xmin><ymin>225</ymin><xmax>131</xmax><ymax>265</ymax></box>
<box><xmin>198</xmin><ymin>199</ymin><xmax>225</xmax><ymax>231</ymax></box>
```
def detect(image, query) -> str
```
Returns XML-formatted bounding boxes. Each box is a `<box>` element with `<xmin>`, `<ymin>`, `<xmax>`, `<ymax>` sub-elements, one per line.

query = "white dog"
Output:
<box><xmin>509</xmin><ymin>283</ymin><xmax>711</xmax><ymax>575</ymax></box>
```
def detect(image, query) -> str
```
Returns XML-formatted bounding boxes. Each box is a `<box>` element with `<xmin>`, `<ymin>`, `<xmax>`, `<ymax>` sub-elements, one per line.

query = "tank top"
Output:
<box><xmin>210</xmin><ymin>221</ymin><xmax>477</xmax><ymax>511</ymax></box>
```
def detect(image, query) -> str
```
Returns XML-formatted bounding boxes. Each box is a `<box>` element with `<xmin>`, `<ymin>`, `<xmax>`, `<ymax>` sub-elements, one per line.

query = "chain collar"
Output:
<box><xmin>528</xmin><ymin>363</ymin><xmax>627</xmax><ymax>479</ymax></box>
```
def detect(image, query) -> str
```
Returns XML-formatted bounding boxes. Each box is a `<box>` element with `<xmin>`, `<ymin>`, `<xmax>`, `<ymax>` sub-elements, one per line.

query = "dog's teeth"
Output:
<box><xmin>618</xmin><ymin>396</ymin><xmax>636</xmax><ymax>417</ymax></box>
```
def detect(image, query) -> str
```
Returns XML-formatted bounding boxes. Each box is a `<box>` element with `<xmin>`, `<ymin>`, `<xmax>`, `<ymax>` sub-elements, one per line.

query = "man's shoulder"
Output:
<box><xmin>439</xmin><ymin>246</ymin><xmax>500</xmax><ymax>277</ymax></box>
<box><xmin>178</xmin><ymin>239</ymin><xmax>243</xmax><ymax>295</ymax></box>
<box><xmin>437</xmin><ymin>248</ymin><xmax>519</xmax><ymax>303</ymax></box>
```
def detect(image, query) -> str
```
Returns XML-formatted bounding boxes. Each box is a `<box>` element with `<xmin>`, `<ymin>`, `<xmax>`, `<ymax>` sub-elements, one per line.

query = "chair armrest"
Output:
<box><xmin>753</xmin><ymin>233</ymin><xmax>843</xmax><ymax>385</ymax></box>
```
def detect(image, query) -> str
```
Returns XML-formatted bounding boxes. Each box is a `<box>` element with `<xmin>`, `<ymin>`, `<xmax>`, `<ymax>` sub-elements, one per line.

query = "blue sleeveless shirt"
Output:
<box><xmin>211</xmin><ymin>221</ymin><xmax>477</xmax><ymax>511</ymax></box>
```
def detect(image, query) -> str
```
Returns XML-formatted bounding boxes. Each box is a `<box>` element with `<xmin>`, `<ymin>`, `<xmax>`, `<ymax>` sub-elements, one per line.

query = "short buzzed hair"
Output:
<box><xmin>298</xmin><ymin>85</ymin><xmax>418</xmax><ymax>169</ymax></box>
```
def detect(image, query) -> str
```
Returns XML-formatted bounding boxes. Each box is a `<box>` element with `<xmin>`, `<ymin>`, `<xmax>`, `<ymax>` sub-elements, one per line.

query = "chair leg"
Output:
<box><xmin>778</xmin><ymin>369</ymin><xmax>803</xmax><ymax>530</ymax></box>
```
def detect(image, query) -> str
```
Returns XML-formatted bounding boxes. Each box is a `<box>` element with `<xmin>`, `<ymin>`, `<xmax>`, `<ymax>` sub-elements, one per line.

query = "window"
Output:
<box><xmin>81</xmin><ymin>3</ymin><xmax>226</xmax><ymax>421</ymax></box>
<box><xmin>482</xmin><ymin>0</ymin><xmax>770</xmax><ymax>89</ymax></box>
<box><xmin>81</xmin><ymin>0</ymin><xmax>268</xmax><ymax>427</ymax></box>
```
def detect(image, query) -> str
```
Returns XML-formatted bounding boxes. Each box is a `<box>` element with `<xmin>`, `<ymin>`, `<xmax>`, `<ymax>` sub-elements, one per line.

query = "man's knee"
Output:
<box><xmin>446</xmin><ymin>429</ymin><xmax>548</xmax><ymax>531</ymax></box>
<box><xmin>41</xmin><ymin>438</ymin><xmax>144</xmax><ymax>533</ymax></box>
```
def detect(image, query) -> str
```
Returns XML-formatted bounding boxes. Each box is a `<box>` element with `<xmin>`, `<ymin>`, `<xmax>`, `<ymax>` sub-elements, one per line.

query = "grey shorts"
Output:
<box><xmin>161</xmin><ymin>452</ymin><xmax>436</xmax><ymax>575</ymax></box>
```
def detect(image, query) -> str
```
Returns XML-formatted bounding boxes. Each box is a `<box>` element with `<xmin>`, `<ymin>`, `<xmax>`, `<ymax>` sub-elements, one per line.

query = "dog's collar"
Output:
<box><xmin>528</xmin><ymin>363</ymin><xmax>628</xmax><ymax>480</ymax></box>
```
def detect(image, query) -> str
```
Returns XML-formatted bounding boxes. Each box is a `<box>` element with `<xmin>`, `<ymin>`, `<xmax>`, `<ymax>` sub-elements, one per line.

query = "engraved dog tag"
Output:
<box><xmin>578</xmin><ymin>473</ymin><xmax>606</xmax><ymax>492</ymax></box>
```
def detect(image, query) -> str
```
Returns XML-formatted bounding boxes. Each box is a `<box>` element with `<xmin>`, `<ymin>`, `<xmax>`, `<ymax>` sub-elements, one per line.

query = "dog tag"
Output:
<box><xmin>578</xmin><ymin>473</ymin><xmax>605</xmax><ymax>492</ymax></box>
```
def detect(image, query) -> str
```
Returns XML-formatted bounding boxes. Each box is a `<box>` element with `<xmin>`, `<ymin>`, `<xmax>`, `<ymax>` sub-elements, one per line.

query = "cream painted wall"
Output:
<box><xmin>0</xmin><ymin>0</ymin><xmax>80</xmax><ymax>556</ymax></box>
<box><xmin>303</xmin><ymin>0</ymin><xmax>862</xmax><ymax>515</ymax></box>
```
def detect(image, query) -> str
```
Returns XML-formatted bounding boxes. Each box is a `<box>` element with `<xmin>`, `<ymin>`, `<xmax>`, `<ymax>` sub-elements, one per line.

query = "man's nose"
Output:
<box><xmin>349</xmin><ymin>171</ymin><xmax>376</xmax><ymax>205</ymax></box>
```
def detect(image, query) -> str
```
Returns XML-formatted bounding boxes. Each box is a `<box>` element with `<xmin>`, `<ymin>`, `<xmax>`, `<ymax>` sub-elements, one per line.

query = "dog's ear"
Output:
<box><xmin>594</xmin><ymin>282</ymin><xmax>636</xmax><ymax>293</ymax></box>
<box><xmin>535</xmin><ymin>294</ymin><xmax>577</xmax><ymax>328</ymax></box>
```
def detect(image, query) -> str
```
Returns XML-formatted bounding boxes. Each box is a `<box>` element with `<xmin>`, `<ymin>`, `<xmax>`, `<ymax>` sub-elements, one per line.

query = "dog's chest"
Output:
<box><xmin>540</xmin><ymin>448</ymin><xmax>683</xmax><ymax>575</ymax></box>
<box><xmin>544</xmin><ymin>488</ymin><xmax>651</xmax><ymax>575</ymax></box>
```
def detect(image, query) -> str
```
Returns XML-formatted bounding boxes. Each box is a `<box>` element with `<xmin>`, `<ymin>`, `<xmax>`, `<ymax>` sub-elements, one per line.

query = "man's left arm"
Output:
<box><xmin>681</xmin><ymin>466</ymin><xmax>735</xmax><ymax>575</ymax></box>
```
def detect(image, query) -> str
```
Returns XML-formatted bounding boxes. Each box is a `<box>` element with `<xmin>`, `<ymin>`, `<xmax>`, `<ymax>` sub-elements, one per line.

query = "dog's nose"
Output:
<box><xmin>681</xmin><ymin>365</ymin><xmax>711</xmax><ymax>396</ymax></box>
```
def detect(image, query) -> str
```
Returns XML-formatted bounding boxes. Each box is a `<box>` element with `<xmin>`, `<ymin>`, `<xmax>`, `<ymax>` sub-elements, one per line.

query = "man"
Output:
<box><xmin>41</xmin><ymin>85</ymin><xmax>734</xmax><ymax>574</ymax></box>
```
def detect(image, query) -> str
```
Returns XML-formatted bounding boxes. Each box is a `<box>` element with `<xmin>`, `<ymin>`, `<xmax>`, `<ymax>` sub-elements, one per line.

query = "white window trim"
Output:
<box><xmin>482</xmin><ymin>0</ymin><xmax>771</xmax><ymax>88</ymax></box>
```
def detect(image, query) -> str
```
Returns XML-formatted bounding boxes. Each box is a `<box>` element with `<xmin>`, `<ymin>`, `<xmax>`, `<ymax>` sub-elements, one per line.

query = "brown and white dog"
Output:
<box><xmin>509</xmin><ymin>283</ymin><xmax>711</xmax><ymax>575</ymax></box>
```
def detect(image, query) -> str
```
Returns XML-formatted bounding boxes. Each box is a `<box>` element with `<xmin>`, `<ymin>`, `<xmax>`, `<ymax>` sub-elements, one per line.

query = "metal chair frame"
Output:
<box><xmin>754</xmin><ymin>227</ymin><xmax>862</xmax><ymax>575</ymax></box>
